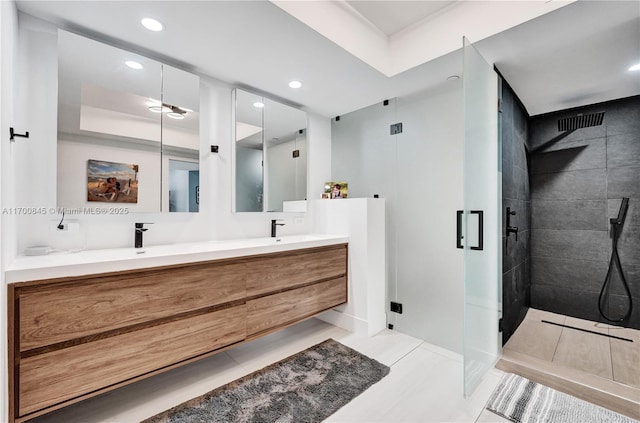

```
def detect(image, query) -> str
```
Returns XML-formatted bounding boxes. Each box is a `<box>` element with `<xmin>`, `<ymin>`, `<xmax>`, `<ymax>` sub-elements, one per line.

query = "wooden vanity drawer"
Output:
<box><xmin>247</xmin><ymin>277</ymin><xmax>347</xmax><ymax>336</ymax></box>
<box><xmin>18</xmin><ymin>304</ymin><xmax>246</xmax><ymax>416</ymax></box>
<box><xmin>18</xmin><ymin>261</ymin><xmax>246</xmax><ymax>351</ymax></box>
<box><xmin>246</xmin><ymin>245</ymin><xmax>347</xmax><ymax>297</ymax></box>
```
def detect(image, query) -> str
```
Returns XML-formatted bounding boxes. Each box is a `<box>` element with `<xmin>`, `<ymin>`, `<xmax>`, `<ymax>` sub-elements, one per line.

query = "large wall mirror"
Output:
<box><xmin>57</xmin><ymin>30</ymin><xmax>200</xmax><ymax>213</ymax></box>
<box><xmin>233</xmin><ymin>89</ymin><xmax>307</xmax><ymax>212</ymax></box>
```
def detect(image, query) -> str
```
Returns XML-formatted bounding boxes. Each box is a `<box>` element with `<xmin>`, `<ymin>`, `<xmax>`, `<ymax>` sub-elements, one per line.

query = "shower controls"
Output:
<box><xmin>506</xmin><ymin>207</ymin><xmax>518</xmax><ymax>241</ymax></box>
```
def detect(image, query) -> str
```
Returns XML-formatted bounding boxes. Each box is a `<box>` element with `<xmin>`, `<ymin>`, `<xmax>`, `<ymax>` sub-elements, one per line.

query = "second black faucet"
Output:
<box><xmin>271</xmin><ymin>219</ymin><xmax>285</xmax><ymax>238</ymax></box>
<box><xmin>135</xmin><ymin>222</ymin><xmax>153</xmax><ymax>248</ymax></box>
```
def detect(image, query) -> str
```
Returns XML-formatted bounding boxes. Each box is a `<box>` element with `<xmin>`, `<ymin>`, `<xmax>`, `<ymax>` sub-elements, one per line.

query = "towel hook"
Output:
<box><xmin>9</xmin><ymin>127</ymin><xmax>29</xmax><ymax>142</ymax></box>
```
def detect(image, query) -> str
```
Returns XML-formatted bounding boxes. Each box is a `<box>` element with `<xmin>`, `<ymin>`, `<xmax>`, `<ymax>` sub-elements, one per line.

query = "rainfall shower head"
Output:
<box><xmin>557</xmin><ymin>111</ymin><xmax>605</xmax><ymax>132</ymax></box>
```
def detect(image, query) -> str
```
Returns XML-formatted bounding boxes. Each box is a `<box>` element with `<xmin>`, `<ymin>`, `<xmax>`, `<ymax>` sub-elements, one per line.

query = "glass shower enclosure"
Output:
<box><xmin>461</xmin><ymin>36</ymin><xmax>501</xmax><ymax>396</ymax></box>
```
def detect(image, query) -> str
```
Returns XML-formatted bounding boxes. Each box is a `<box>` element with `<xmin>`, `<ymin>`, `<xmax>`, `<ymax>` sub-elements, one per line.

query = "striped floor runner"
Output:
<box><xmin>486</xmin><ymin>373</ymin><xmax>638</xmax><ymax>423</ymax></box>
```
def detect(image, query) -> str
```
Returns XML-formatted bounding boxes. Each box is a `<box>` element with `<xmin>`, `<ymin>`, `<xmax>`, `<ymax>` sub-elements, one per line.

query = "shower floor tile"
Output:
<box><xmin>553</xmin><ymin>325</ymin><xmax>613</xmax><ymax>379</ymax></box>
<box><xmin>610</xmin><ymin>327</ymin><xmax>640</xmax><ymax>388</ymax></box>
<box><xmin>509</xmin><ymin>308</ymin><xmax>640</xmax><ymax>388</ymax></box>
<box><xmin>524</xmin><ymin>308</ymin><xmax>566</xmax><ymax>325</ymax></box>
<box><xmin>503</xmin><ymin>318</ymin><xmax>563</xmax><ymax>361</ymax></box>
<box><xmin>498</xmin><ymin>308</ymin><xmax>640</xmax><ymax>419</ymax></box>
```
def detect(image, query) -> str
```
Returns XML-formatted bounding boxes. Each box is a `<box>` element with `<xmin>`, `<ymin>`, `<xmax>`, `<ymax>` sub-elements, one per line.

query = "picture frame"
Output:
<box><xmin>87</xmin><ymin>159</ymin><xmax>139</xmax><ymax>203</ymax></box>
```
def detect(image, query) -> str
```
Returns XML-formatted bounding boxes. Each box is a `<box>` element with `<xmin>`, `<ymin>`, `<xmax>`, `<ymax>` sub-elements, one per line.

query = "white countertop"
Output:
<box><xmin>5</xmin><ymin>234</ymin><xmax>348</xmax><ymax>283</ymax></box>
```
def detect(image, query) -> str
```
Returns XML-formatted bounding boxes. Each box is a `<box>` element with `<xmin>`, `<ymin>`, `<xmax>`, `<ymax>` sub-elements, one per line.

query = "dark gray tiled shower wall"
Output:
<box><xmin>501</xmin><ymin>79</ymin><xmax>531</xmax><ymax>344</ymax></box>
<box><xmin>529</xmin><ymin>95</ymin><xmax>640</xmax><ymax>329</ymax></box>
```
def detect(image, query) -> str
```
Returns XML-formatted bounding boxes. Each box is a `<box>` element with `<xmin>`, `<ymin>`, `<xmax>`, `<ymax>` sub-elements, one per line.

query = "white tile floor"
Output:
<box><xmin>30</xmin><ymin>318</ymin><xmax>507</xmax><ymax>423</ymax></box>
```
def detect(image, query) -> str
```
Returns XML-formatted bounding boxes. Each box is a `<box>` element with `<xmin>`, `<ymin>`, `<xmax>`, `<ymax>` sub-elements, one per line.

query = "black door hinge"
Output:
<box><xmin>390</xmin><ymin>301</ymin><xmax>403</xmax><ymax>314</ymax></box>
<box><xmin>498</xmin><ymin>318</ymin><xmax>503</xmax><ymax>332</ymax></box>
<box><xmin>390</xmin><ymin>122</ymin><xmax>403</xmax><ymax>135</ymax></box>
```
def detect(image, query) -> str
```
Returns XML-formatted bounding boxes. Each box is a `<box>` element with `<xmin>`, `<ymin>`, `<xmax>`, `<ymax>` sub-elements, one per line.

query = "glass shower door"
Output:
<box><xmin>462</xmin><ymin>36</ymin><xmax>501</xmax><ymax>397</ymax></box>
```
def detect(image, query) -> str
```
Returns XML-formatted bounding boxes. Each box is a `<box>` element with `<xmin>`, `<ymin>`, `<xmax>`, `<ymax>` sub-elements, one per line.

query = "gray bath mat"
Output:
<box><xmin>141</xmin><ymin>339</ymin><xmax>390</xmax><ymax>423</ymax></box>
<box><xmin>487</xmin><ymin>373</ymin><xmax>638</xmax><ymax>423</ymax></box>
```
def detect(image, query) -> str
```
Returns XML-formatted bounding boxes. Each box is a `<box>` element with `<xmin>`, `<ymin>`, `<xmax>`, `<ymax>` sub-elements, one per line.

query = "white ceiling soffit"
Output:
<box><xmin>271</xmin><ymin>0</ymin><xmax>575</xmax><ymax>77</ymax></box>
<box><xmin>347</xmin><ymin>1</ymin><xmax>457</xmax><ymax>37</ymax></box>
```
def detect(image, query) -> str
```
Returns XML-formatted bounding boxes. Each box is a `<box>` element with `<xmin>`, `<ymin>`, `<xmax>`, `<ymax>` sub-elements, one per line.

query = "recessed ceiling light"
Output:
<box><xmin>141</xmin><ymin>17</ymin><xmax>164</xmax><ymax>32</ymax></box>
<box><xmin>288</xmin><ymin>81</ymin><xmax>302</xmax><ymax>89</ymax></box>
<box><xmin>253</xmin><ymin>102</ymin><xmax>265</xmax><ymax>108</ymax></box>
<box><xmin>148</xmin><ymin>105</ymin><xmax>172</xmax><ymax>113</ymax></box>
<box><xmin>125</xmin><ymin>60</ymin><xmax>143</xmax><ymax>70</ymax></box>
<box><xmin>167</xmin><ymin>112</ymin><xmax>185</xmax><ymax>120</ymax></box>
<box><xmin>629</xmin><ymin>63</ymin><xmax>640</xmax><ymax>72</ymax></box>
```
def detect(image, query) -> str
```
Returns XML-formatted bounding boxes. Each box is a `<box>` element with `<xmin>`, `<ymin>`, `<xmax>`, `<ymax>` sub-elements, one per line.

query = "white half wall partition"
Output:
<box><xmin>314</xmin><ymin>198</ymin><xmax>386</xmax><ymax>337</ymax></box>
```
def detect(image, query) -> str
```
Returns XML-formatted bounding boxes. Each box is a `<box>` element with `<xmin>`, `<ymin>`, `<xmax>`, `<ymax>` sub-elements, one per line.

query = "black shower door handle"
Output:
<box><xmin>456</xmin><ymin>210</ymin><xmax>464</xmax><ymax>249</ymax></box>
<box><xmin>470</xmin><ymin>210</ymin><xmax>484</xmax><ymax>251</ymax></box>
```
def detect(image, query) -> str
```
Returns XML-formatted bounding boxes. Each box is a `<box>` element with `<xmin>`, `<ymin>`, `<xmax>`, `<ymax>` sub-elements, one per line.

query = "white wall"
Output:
<box><xmin>0</xmin><ymin>1</ymin><xmax>19</xmax><ymax>420</ymax></box>
<box><xmin>331</xmin><ymin>81</ymin><xmax>464</xmax><ymax>353</ymax></box>
<box><xmin>315</xmin><ymin>198</ymin><xmax>386</xmax><ymax>336</ymax></box>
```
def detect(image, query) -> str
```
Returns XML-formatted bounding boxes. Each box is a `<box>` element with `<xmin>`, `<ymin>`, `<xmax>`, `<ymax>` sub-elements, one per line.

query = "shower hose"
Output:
<box><xmin>598</xmin><ymin>219</ymin><xmax>633</xmax><ymax>322</ymax></box>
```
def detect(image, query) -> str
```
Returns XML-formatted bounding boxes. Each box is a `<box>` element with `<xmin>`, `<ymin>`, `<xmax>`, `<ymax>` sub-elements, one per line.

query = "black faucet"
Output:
<box><xmin>135</xmin><ymin>223</ymin><xmax>152</xmax><ymax>248</ymax></box>
<box><xmin>506</xmin><ymin>207</ymin><xmax>518</xmax><ymax>241</ymax></box>
<box><xmin>271</xmin><ymin>219</ymin><xmax>285</xmax><ymax>238</ymax></box>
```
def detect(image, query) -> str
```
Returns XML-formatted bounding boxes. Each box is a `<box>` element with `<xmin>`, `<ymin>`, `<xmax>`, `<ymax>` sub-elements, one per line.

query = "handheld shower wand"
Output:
<box><xmin>598</xmin><ymin>197</ymin><xmax>632</xmax><ymax>323</ymax></box>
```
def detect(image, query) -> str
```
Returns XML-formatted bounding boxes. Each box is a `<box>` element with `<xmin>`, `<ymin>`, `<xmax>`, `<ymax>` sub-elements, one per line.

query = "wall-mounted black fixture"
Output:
<box><xmin>335</xmin><ymin>116</ymin><xmax>340</xmax><ymax>122</ymax></box>
<box><xmin>506</xmin><ymin>207</ymin><xmax>518</xmax><ymax>241</ymax></box>
<box><xmin>9</xmin><ymin>127</ymin><xmax>29</xmax><ymax>142</ymax></box>
<box><xmin>390</xmin><ymin>301</ymin><xmax>403</xmax><ymax>314</ymax></box>
<box><xmin>558</xmin><ymin>112</ymin><xmax>604</xmax><ymax>132</ymax></box>
<box><xmin>599</xmin><ymin>197</ymin><xmax>632</xmax><ymax>323</ymax></box>
<box><xmin>383</xmin><ymin>99</ymin><xmax>389</xmax><ymax>106</ymax></box>
<box><xmin>292</xmin><ymin>150</ymin><xmax>300</xmax><ymax>158</ymax></box>
<box><xmin>211</xmin><ymin>145</ymin><xmax>219</xmax><ymax>153</ymax></box>
<box><xmin>374</xmin><ymin>194</ymin><xmax>379</xmax><ymax>198</ymax></box>
<box><xmin>531</xmin><ymin>111</ymin><xmax>605</xmax><ymax>155</ymax></box>
<box><xmin>390</xmin><ymin>122</ymin><xmax>403</xmax><ymax>135</ymax></box>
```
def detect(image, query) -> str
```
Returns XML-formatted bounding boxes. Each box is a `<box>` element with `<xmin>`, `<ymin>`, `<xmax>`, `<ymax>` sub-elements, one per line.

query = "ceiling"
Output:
<box><xmin>345</xmin><ymin>1</ymin><xmax>457</xmax><ymax>36</ymax></box>
<box><xmin>15</xmin><ymin>0</ymin><xmax>640</xmax><ymax>118</ymax></box>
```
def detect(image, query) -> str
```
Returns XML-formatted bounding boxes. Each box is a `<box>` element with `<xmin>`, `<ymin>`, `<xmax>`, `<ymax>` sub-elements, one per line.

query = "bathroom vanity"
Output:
<box><xmin>6</xmin><ymin>236</ymin><xmax>347</xmax><ymax>423</ymax></box>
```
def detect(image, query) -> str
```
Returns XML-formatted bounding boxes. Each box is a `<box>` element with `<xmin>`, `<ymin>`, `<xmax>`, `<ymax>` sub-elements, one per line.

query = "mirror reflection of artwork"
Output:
<box><xmin>87</xmin><ymin>159</ymin><xmax>138</xmax><ymax>203</ymax></box>
<box><xmin>324</xmin><ymin>182</ymin><xmax>348</xmax><ymax>199</ymax></box>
